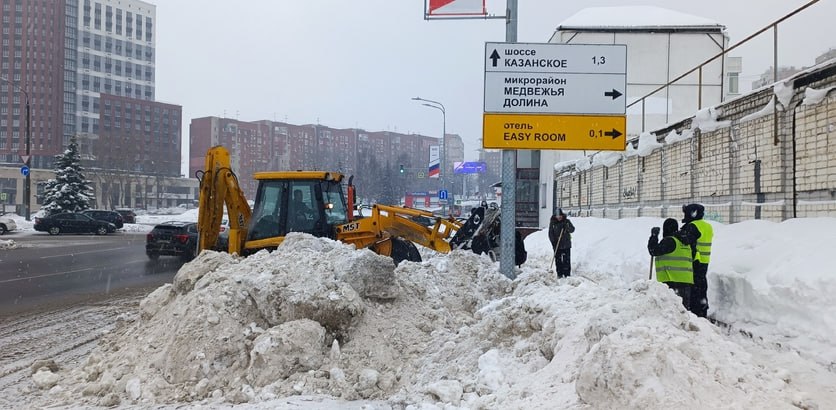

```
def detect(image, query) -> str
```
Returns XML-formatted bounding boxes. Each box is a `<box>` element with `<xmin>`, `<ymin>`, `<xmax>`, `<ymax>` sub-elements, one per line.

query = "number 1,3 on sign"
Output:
<box><xmin>591</xmin><ymin>56</ymin><xmax>606</xmax><ymax>65</ymax></box>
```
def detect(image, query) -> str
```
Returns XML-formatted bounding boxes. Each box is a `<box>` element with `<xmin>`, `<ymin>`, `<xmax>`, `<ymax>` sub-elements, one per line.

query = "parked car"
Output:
<box><xmin>146</xmin><ymin>221</ymin><xmax>198</xmax><ymax>261</ymax></box>
<box><xmin>0</xmin><ymin>215</ymin><xmax>16</xmax><ymax>235</ymax></box>
<box><xmin>34</xmin><ymin>212</ymin><xmax>117</xmax><ymax>235</ymax></box>
<box><xmin>115</xmin><ymin>208</ymin><xmax>137</xmax><ymax>224</ymax></box>
<box><xmin>83</xmin><ymin>209</ymin><xmax>124</xmax><ymax>229</ymax></box>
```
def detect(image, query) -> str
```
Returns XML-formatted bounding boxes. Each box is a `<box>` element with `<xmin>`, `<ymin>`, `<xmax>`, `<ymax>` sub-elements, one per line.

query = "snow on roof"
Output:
<box><xmin>557</xmin><ymin>6</ymin><xmax>725</xmax><ymax>31</ymax></box>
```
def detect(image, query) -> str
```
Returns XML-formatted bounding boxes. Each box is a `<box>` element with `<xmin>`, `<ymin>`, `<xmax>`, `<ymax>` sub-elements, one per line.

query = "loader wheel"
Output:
<box><xmin>391</xmin><ymin>238</ymin><xmax>422</xmax><ymax>266</ymax></box>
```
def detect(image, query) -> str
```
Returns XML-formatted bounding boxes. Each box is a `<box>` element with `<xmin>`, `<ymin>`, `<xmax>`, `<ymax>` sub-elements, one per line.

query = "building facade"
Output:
<box><xmin>95</xmin><ymin>93</ymin><xmax>181</xmax><ymax>176</ymax></box>
<box><xmin>189</xmin><ymin>117</ymin><xmax>444</xmax><ymax>199</ymax></box>
<box><xmin>75</xmin><ymin>0</ymin><xmax>156</xmax><ymax>159</ymax></box>
<box><xmin>0</xmin><ymin>0</ymin><xmax>67</xmax><ymax>169</ymax></box>
<box><xmin>0</xmin><ymin>0</ymin><xmax>189</xmax><ymax>212</ymax></box>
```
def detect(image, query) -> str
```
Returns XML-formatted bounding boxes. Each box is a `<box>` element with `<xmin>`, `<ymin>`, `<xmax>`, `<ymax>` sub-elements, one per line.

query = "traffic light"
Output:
<box><xmin>399</xmin><ymin>164</ymin><xmax>404</xmax><ymax>174</ymax></box>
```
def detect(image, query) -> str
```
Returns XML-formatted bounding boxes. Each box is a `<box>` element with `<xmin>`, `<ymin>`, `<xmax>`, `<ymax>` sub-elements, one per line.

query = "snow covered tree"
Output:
<box><xmin>41</xmin><ymin>136</ymin><xmax>96</xmax><ymax>215</ymax></box>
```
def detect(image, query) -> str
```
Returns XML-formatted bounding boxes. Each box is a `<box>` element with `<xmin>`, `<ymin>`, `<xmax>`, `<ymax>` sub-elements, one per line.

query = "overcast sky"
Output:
<box><xmin>153</xmin><ymin>0</ymin><xmax>834</xmax><ymax>172</ymax></box>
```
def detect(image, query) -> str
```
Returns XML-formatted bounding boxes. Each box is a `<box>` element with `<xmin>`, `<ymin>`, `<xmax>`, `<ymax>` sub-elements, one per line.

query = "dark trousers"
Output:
<box><xmin>665</xmin><ymin>282</ymin><xmax>692</xmax><ymax>311</ymax></box>
<box><xmin>690</xmin><ymin>262</ymin><xmax>709</xmax><ymax>318</ymax></box>
<box><xmin>555</xmin><ymin>248</ymin><xmax>571</xmax><ymax>278</ymax></box>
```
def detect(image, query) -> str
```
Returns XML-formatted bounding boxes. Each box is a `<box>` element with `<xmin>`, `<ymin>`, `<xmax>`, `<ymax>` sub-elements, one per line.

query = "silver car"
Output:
<box><xmin>0</xmin><ymin>215</ymin><xmax>16</xmax><ymax>235</ymax></box>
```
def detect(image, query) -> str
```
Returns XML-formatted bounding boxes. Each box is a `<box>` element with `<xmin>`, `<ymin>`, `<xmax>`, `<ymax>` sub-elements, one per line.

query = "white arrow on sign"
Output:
<box><xmin>20</xmin><ymin>155</ymin><xmax>30</xmax><ymax>164</ymax></box>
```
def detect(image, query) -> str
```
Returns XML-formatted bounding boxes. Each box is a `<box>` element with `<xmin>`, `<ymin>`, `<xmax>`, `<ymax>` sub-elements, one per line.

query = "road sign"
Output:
<box><xmin>438</xmin><ymin>190</ymin><xmax>448</xmax><ymax>200</ymax></box>
<box><xmin>483</xmin><ymin>113</ymin><xmax>626</xmax><ymax>151</ymax></box>
<box><xmin>484</xmin><ymin>42</ymin><xmax>627</xmax><ymax>116</ymax></box>
<box><xmin>20</xmin><ymin>155</ymin><xmax>30</xmax><ymax>165</ymax></box>
<box><xmin>20</xmin><ymin>165</ymin><xmax>30</xmax><ymax>176</ymax></box>
<box><xmin>484</xmin><ymin>73</ymin><xmax>625</xmax><ymax>114</ymax></box>
<box><xmin>485</xmin><ymin>42</ymin><xmax>627</xmax><ymax>74</ymax></box>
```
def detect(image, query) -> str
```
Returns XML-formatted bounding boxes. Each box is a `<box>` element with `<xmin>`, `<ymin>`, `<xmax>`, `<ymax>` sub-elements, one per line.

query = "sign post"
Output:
<box><xmin>484</xmin><ymin>37</ymin><xmax>627</xmax><ymax>280</ymax></box>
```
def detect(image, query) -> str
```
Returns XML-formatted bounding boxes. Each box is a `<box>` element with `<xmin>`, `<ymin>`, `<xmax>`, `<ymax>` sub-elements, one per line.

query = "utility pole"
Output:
<box><xmin>499</xmin><ymin>0</ymin><xmax>518</xmax><ymax>279</ymax></box>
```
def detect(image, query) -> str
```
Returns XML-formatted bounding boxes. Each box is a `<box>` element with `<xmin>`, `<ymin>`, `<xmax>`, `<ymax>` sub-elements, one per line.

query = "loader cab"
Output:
<box><xmin>248</xmin><ymin>172</ymin><xmax>348</xmax><ymax>242</ymax></box>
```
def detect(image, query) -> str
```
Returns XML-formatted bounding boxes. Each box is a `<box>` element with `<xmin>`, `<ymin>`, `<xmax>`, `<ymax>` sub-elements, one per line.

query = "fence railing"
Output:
<box><xmin>627</xmin><ymin>0</ymin><xmax>821</xmax><ymax>144</ymax></box>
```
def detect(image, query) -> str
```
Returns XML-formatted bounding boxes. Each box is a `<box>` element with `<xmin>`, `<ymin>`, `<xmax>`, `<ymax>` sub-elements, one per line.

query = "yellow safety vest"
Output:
<box><xmin>655</xmin><ymin>237</ymin><xmax>695</xmax><ymax>284</ymax></box>
<box><xmin>690</xmin><ymin>219</ymin><xmax>714</xmax><ymax>264</ymax></box>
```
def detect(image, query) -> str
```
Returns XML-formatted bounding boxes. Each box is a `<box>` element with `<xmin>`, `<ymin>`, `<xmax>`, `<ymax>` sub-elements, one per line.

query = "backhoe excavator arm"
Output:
<box><xmin>336</xmin><ymin>204</ymin><xmax>462</xmax><ymax>256</ymax></box>
<box><xmin>197</xmin><ymin>146</ymin><xmax>252</xmax><ymax>255</ymax></box>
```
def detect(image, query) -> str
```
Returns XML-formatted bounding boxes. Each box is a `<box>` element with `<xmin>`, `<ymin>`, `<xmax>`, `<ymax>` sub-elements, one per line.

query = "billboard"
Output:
<box><xmin>428</xmin><ymin>145</ymin><xmax>440</xmax><ymax>179</ymax></box>
<box><xmin>453</xmin><ymin>161</ymin><xmax>487</xmax><ymax>174</ymax></box>
<box><xmin>427</xmin><ymin>0</ymin><xmax>486</xmax><ymax>16</ymax></box>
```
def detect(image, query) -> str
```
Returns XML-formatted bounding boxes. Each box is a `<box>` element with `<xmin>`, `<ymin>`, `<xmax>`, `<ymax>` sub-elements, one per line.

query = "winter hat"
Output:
<box><xmin>662</xmin><ymin>218</ymin><xmax>679</xmax><ymax>236</ymax></box>
<box><xmin>557</xmin><ymin>208</ymin><xmax>566</xmax><ymax>216</ymax></box>
<box><xmin>682</xmin><ymin>203</ymin><xmax>705</xmax><ymax>223</ymax></box>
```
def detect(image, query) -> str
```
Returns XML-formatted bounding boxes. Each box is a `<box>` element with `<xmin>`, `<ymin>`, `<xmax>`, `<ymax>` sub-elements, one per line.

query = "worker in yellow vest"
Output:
<box><xmin>648</xmin><ymin>218</ymin><xmax>694</xmax><ymax>309</ymax></box>
<box><xmin>681</xmin><ymin>204</ymin><xmax>713</xmax><ymax>318</ymax></box>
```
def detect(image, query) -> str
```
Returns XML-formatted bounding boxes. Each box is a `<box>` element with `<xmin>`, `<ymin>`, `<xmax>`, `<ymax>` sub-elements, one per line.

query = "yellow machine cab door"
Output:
<box><xmin>247</xmin><ymin>178</ymin><xmax>348</xmax><ymax>245</ymax></box>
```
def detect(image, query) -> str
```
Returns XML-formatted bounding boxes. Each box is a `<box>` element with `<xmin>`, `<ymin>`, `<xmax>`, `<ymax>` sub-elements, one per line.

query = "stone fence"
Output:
<box><xmin>555</xmin><ymin>60</ymin><xmax>836</xmax><ymax>223</ymax></box>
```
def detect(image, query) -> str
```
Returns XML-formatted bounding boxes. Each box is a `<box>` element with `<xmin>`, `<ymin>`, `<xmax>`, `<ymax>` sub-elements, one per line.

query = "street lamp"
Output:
<box><xmin>0</xmin><ymin>76</ymin><xmax>31</xmax><ymax>221</ymax></box>
<box><xmin>411</xmin><ymin>96</ymin><xmax>447</xmax><ymax>215</ymax></box>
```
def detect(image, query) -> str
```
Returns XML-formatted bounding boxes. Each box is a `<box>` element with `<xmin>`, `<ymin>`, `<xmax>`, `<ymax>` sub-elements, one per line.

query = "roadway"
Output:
<box><xmin>0</xmin><ymin>231</ymin><xmax>184</xmax><ymax>317</ymax></box>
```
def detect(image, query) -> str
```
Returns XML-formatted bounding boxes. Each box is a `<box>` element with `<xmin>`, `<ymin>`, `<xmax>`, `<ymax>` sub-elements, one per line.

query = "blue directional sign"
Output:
<box><xmin>20</xmin><ymin>165</ymin><xmax>29</xmax><ymax>176</ymax></box>
<box><xmin>438</xmin><ymin>190</ymin><xmax>448</xmax><ymax>200</ymax></box>
<box><xmin>453</xmin><ymin>161</ymin><xmax>488</xmax><ymax>174</ymax></box>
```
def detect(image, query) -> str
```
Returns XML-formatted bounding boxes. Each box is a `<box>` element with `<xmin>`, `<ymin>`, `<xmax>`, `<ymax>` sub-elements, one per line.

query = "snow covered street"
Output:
<box><xmin>1</xmin><ymin>217</ymin><xmax>834</xmax><ymax>409</ymax></box>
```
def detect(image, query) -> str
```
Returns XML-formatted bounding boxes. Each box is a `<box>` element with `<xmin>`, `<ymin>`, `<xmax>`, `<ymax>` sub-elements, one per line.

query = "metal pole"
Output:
<box><xmin>441</xmin><ymin>108</ymin><xmax>446</xmax><ymax>216</ymax></box>
<box><xmin>499</xmin><ymin>0</ymin><xmax>517</xmax><ymax>279</ymax></box>
<box><xmin>24</xmin><ymin>93</ymin><xmax>30</xmax><ymax>221</ymax></box>
<box><xmin>411</xmin><ymin>97</ymin><xmax>447</xmax><ymax>214</ymax></box>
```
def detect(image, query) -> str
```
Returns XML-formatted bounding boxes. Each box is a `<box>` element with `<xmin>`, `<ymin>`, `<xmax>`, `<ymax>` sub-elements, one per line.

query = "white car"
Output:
<box><xmin>0</xmin><ymin>215</ymin><xmax>17</xmax><ymax>235</ymax></box>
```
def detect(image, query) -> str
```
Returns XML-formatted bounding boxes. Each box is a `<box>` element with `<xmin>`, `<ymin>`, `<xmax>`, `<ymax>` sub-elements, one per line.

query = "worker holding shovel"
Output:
<box><xmin>548</xmin><ymin>209</ymin><xmax>575</xmax><ymax>278</ymax></box>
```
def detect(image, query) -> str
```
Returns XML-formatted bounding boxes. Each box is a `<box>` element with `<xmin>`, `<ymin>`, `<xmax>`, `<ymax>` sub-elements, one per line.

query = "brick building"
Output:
<box><xmin>0</xmin><ymin>0</ymin><xmax>66</xmax><ymax>169</ymax></box>
<box><xmin>189</xmin><ymin>116</ymin><xmax>442</xmax><ymax>198</ymax></box>
<box><xmin>95</xmin><ymin>93</ymin><xmax>181</xmax><ymax>176</ymax></box>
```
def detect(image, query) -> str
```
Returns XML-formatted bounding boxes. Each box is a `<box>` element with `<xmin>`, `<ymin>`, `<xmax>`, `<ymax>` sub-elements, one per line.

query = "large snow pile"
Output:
<box><xmin>524</xmin><ymin>217</ymin><xmax>836</xmax><ymax>368</ymax></box>
<box><xmin>36</xmin><ymin>226</ymin><xmax>824</xmax><ymax>408</ymax></box>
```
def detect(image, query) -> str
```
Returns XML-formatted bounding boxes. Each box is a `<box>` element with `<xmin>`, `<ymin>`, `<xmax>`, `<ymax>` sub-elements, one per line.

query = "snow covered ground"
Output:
<box><xmin>2</xmin><ymin>216</ymin><xmax>835</xmax><ymax>409</ymax></box>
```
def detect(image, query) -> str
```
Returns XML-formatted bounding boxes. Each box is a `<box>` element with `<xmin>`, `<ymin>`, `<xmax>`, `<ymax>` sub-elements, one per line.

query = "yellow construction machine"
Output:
<box><xmin>195</xmin><ymin>146</ymin><xmax>517</xmax><ymax>265</ymax></box>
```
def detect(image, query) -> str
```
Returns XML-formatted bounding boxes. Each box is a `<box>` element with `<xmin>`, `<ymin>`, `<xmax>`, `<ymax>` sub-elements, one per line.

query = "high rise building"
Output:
<box><xmin>1</xmin><ymin>0</ymin><xmax>186</xmax><ymax>210</ymax></box>
<box><xmin>0</xmin><ymin>0</ymin><xmax>67</xmax><ymax>169</ymax></box>
<box><xmin>75</xmin><ymin>0</ymin><xmax>156</xmax><ymax>158</ymax></box>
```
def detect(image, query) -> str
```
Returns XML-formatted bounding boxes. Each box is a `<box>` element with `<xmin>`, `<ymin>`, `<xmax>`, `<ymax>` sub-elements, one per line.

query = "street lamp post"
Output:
<box><xmin>1</xmin><ymin>77</ymin><xmax>31</xmax><ymax>220</ymax></box>
<box><xmin>412</xmin><ymin>96</ymin><xmax>447</xmax><ymax>215</ymax></box>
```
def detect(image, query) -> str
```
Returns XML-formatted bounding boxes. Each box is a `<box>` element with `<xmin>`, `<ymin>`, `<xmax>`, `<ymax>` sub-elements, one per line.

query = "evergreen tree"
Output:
<box><xmin>41</xmin><ymin>136</ymin><xmax>95</xmax><ymax>215</ymax></box>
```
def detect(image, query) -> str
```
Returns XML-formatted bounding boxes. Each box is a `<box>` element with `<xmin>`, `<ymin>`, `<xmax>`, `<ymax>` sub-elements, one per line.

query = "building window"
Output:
<box><xmin>728</xmin><ymin>72</ymin><xmax>739</xmax><ymax>95</ymax></box>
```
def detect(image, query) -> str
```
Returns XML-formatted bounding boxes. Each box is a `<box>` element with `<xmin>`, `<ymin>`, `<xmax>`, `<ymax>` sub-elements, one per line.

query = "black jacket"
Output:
<box><xmin>549</xmin><ymin>217</ymin><xmax>575</xmax><ymax>249</ymax></box>
<box><xmin>649</xmin><ymin>230</ymin><xmax>695</xmax><ymax>258</ymax></box>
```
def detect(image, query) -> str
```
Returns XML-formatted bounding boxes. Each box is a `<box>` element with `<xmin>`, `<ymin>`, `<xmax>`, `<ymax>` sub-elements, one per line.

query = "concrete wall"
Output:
<box><xmin>553</xmin><ymin>61</ymin><xmax>836</xmax><ymax>223</ymax></box>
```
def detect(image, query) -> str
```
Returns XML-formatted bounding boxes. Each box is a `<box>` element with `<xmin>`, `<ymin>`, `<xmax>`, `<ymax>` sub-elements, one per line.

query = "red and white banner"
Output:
<box><xmin>428</xmin><ymin>0</ymin><xmax>486</xmax><ymax>16</ymax></box>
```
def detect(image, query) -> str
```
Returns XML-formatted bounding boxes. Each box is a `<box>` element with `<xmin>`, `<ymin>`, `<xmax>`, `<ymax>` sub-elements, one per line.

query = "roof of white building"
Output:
<box><xmin>557</xmin><ymin>6</ymin><xmax>725</xmax><ymax>32</ymax></box>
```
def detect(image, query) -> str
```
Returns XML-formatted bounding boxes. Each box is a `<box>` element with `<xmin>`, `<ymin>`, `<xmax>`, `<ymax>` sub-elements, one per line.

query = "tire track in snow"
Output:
<box><xmin>0</xmin><ymin>294</ymin><xmax>143</xmax><ymax>406</ymax></box>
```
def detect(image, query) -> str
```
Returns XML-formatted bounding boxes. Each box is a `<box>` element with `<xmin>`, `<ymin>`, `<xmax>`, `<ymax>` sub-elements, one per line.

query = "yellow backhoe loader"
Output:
<box><xmin>196</xmin><ymin>145</ymin><xmax>523</xmax><ymax>265</ymax></box>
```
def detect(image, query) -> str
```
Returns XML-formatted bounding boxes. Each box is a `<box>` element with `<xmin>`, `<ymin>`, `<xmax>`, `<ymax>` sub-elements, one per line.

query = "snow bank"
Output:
<box><xmin>120</xmin><ymin>223</ymin><xmax>153</xmax><ymax>233</ymax></box>
<box><xmin>135</xmin><ymin>208</ymin><xmax>198</xmax><ymax>225</ymax></box>
<box><xmin>0</xmin><ymin>239</ymin><xmax>17</xmax><ymax>249</ymax></box>
<box><xmin>4</xmin><ymin>214</ymin><xmax>33</xmax><ymax>232</ymax></box>
<box><xmin>36</xmin><ymin>218</ymin><xmax>830</xmax><ymax>408</ymax></box>
<box><xmin>525</xmin><ymin>217</ymin><xmax>836</xmax><ymax>367</ymax></box>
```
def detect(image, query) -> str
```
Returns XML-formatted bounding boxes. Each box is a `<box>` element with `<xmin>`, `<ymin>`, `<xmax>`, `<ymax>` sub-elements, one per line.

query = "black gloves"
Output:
<box><xmin>651</xmin><ymin>227</ymin><xmax>660</xmax><ymax>236</ymax></box>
